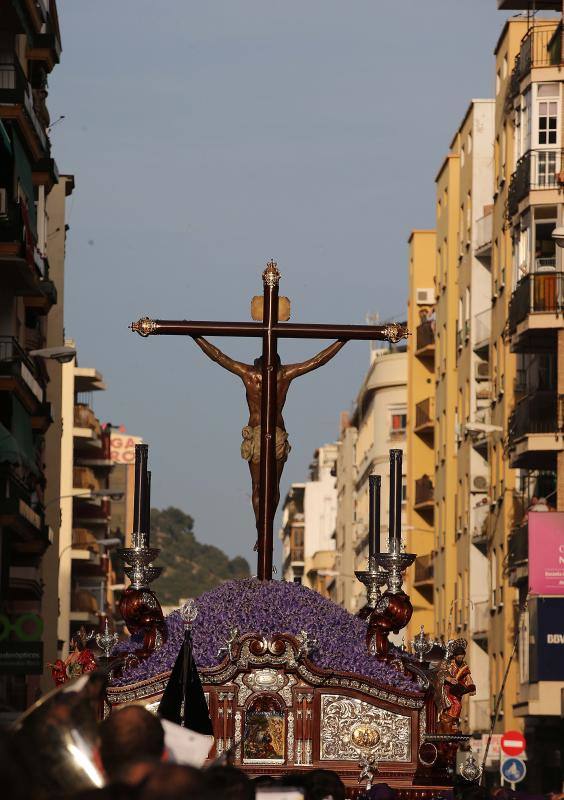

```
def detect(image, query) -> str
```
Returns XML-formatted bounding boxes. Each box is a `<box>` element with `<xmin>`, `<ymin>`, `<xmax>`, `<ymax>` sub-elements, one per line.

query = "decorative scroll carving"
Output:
<box><xmin>320</xmin><ymin>695</ymin><xmax>411</xmax><ymax>762</ymax></box>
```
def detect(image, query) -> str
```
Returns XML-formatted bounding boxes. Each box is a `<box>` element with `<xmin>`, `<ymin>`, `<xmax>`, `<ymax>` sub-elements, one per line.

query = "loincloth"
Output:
<box><xmin>241</xmin><ymin>425</ymin><xmax>291</xmax><ymax>465</ymax></box>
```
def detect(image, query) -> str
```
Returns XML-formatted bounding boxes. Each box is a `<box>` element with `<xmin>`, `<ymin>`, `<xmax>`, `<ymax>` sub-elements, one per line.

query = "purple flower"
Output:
<box><xmin>111</xmin><ymin>579</ymin><xmax>420</xmax><ymax>693</ymax></box>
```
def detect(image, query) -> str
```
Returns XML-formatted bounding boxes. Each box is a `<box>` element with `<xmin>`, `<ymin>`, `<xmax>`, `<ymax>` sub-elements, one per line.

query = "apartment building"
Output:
<box><xmin>333</xmin><ymin>412</ymin><xmax>357</xmax><ymax>610</ymax></box>
<box><xmin>405</xmin><ymin>231</ymin><xmax>436</xmax><ymax>639</ymax></box>
<box><xmin>332</xmin><ymin>344</ymin><xmax>407</xmax><ymax>613</ymax></box>
<box><xmin>57</xmin><ymin>353</ymin><xmax>117</xmax><ymax>659</ymax></box>
<box><xmin>494</xmin><ymin>5</ymin><xmax>564</xmax><ymax>788</ymax></box>
<box><xmin>0</xmin><ymin>0</ymin><xmax>64</xmax><ymax>716</ymax></box>
<box><xmin>279</xmin><ymin>444</ymin><xmax>337</xmax><ymax>594</ymax></box>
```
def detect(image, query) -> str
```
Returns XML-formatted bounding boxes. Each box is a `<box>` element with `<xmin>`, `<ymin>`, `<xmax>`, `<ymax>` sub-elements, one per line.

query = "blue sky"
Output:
<box><xmin>49</xmin><ymin>1</ymin><xmax>517</xmax><ymax>567</ymax></box>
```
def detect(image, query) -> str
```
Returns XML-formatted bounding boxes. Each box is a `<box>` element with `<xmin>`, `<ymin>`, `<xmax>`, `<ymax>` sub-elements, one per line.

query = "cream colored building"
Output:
<box><xmin>280</xmin><ymin>443</ymin><xmax>337</xmax><ymax>594</ymax></box>
<box><xmin>58</xmin><ymin>353</ymin><xmax>116</xmax><ymax>658</ymax></box>
<box><xmin>333</xmin><ymin>345</ymin><xmax>407</xmax><ymax>613</ymax></box>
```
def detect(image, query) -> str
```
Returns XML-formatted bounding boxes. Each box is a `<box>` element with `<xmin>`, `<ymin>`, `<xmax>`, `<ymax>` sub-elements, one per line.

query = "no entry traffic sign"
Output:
<box><xmin>501</xmin><ymin>730</ymin><xmax>526</xmax><ymax>757</ymax></box>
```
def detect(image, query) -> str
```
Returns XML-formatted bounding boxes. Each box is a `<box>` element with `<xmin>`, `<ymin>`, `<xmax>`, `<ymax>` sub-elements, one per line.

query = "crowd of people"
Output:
<box><xmin>2</xmin><ymin>702</ymin><xmax>562</xmax><ymax>800</ymax></box>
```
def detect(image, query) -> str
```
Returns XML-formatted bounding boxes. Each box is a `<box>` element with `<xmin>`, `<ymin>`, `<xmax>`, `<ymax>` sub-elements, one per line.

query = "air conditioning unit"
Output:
<box><xmin>0</xmin><ymin>188</ymin><xmax>7</xmax><ymax>217</ymax></box>
<box><xmin>475</xmin><ymin>361</ymin><xmax>490</xmax><ymax>381</ymax></box>
<box><xmin>473</xmin><ymin>475</ymin><xmax>488</xmax><ymax>492</ymax></box>
<box><xmin>416</xmin><ymin>288</ymin><xmax>434</xmax><ymax>305</ymax></box>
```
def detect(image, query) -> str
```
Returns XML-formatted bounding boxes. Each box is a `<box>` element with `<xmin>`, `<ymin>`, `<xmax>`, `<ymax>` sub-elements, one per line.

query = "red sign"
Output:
<box><xmin>528</xmin><ymin>512</ymin><xmax>564</xmax><ymax>595</ymax></box>
<box><xmin>500</xmin><ymin>730</ymin><xmax>526</xmax><ymax>756</ymax></box>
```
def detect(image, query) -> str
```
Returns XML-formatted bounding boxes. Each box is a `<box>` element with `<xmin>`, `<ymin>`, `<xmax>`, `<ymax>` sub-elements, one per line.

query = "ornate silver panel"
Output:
<box><xmin>320</xmin><ymin>694</ymin><xmax>411</xmax><ymax>762</ymax></box>
<box><xmin>287</xmin><ymin>711</ymin><xmax>295</xmax><ymax>762</ymax></box>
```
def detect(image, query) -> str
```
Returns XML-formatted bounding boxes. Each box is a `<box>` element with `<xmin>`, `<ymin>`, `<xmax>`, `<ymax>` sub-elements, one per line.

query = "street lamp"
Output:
<box><xmin>552</xmin><ymin>227</ymin><xmax>564</xmax><ymax>248</ymax></box>
<box><xmin>58</xmin><ymin>537</ymin><xmax>122</xmax><ymax>563</ymax></box>
<box><xmin>44</xmin><ymin>490</ymin><xmax>124</xmax><ymax>510</ymax></box>
<box><xmin>28</xmin><ymin>346</ymin><xmax>77</xmax><ymax>364</ymax></box>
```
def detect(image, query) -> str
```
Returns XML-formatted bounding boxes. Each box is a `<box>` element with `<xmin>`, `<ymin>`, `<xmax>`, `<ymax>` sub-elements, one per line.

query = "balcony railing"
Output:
<box><xmin>290</xmin><ymin>547</ymin><xmax>304</xmax><ymax>562</ymax></box>
<box><xmin>519</xmin><ymin>23</ymin><xmax>562</xmax><ymax>78</ymax></box>
<box><xmin>415</xmin><ymin>321</ymin><xmax>435</xmax><ymax>355</ymax></box>
<box><xmin>0</xmin><ymin>60</ymin><xmax>48</xmax><ymax>152</ymax></box>
<box><xmin>508</xmin><ymin>272</ymin><xmax>564</xmax><ymax>334</ymax></box>
<box><xmin>508</xmin><ymin>391</ymin><xmax>564</xmax><ymax>445</ymax></box>
<box><xmin>0</xmin><ymin>335</ymin><xmax>43</xmax><ymax>401</ymax></box>
<box><xmin>473</xmin><ymin>309</ymin><xmax>491</xmax><ymax>351</ymax></box>
<box><xmin>414</xmin><ymin>475</ymin><xmax>434</xmax><ymax>508</ymax></box>
<box><xmin>508</xmin><ymin>523</ymin><xmax>528</xmax><ymax>575</ymax></box>
<box><xmin>508</xmin><ymin>149</ymin><xmax>564</xmax><ymax>217</ymax></box>
<box><xmin>415</xmin><ymin>397</ymin><xmax>434</xmax><ymax>433</ymax></box>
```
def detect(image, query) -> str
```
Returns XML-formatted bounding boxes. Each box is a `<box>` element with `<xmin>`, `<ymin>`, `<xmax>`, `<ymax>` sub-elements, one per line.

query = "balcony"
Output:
<box><xmin>508</xmin><ymin>391</ymin><xmax>564</xmax><ymax>468</ymax></box>
<box><xmin>518</xmin><ymin>22</ymin><xmax>562</xmax><ymax>78</ymax></box>
<box><xmin>471</xmin><ymin>600</ymin><xmax>490</xmax><ymax>640</ymax></box>
<box><xmin>414</xmin><ymin>397</ymin><xmax>434</xmax><ymax>438</ymax></box>
<box><xmin>414</xmin><ymin>475</ymin><xmax>434</xmax><ymax>512</ymax></box>
<box><xmin>508</xmin><ymin>523</ymin><xmax>529</xmax><ymax>586</ymax></box>
<box><xmin>0</xmin><ymin>336</ymin><xmax>44</xmax><ymax>409</ymax></box>
<box><xmin>507</xmin><ymin>149</ymin><xmax>564</xmax><ymax>218</ymax></box>
<box><xmin>0</xmin><ymin>467</ymin><xmax>47</xmax><ymax>556</ymax></box>
<box><xmin>0</xmin><ymin>201</ymin><xmax>53</xmax><ymax>298</ymax></box>
<box><xmin>474</xmin><ymin>212</ymin><xmax>493</xmax><ymax>258</ymax></box>
<box><xmin>471</xmin><ymin>502</ymin><xmax>489</xmax><ymax>551</ymax></box>
<box><xmin>0</xmin><ymin>60</ymin><xmax>48</xmax><ymax>158</ymax></box>
<box><xmin>413</xmin><ymin>554</ymin><xmax>433</xmax><ymax>588</ymax></box>
<box><xmin>473</xmin><ymin>309</ymin><xmax>490</xmax><ymax>355</ymax></box>
<box><xmin>508</xmin><ymin>272</ymin><xmax>564</xmax><ymax>351</ymax></box>
<box><xmin>415</xmin><ymin>321</ymin><xmax>435</xmax><ymax>360</ymax></box>
<box><xmin>73</xmin><ymin>466</ymin><xmax>100</xmax><ymax>493</ymax></box>
<box><xmin>74</xmin><ymin>404</ymin><xmax>102</xmax><ymax>437</ymax></box>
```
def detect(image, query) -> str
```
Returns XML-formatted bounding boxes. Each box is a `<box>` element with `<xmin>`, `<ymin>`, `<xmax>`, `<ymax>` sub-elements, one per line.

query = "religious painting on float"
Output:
<box><xmin>243</xmin><ymin>696</ymin><xmax>286</xmax><ymax>764</ymax></box>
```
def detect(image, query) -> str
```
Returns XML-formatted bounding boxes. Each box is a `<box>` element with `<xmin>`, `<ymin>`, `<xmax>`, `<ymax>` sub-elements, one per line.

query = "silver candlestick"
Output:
<box><xmin>410</xmin><ymin>624</ymin><xmax>433</xmax><ymax>662</ymax></box>
<box><xmin>374</xmin><ymin>539</ymin><xmax>416</xmax><ymax>594</ymax></box>
<box><xmin>96</xmin><ymin>618</ymin><xmax>119</xmax><ymax>659</ymax></box>
<box><xmin>118</xmin><ymin>541</ymin><xmax>162</xmax><ymax>589</ymax></box>
<box><xmin>355</xmin><ymin>556</ymin><xmax>388</xmax><ymax>611</ymax></box>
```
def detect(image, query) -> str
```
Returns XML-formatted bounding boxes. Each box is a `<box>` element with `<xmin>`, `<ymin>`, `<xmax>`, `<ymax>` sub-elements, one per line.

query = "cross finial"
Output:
<box><xmin>263</xmin><ymin>260</ymin><xmax>281</xmax><ymax>287</ymax></box>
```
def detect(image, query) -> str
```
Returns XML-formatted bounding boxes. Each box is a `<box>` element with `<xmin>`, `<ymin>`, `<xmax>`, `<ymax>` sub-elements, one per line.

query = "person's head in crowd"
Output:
<box><xmin>98</xmin><ymin>705</ymin><xmax>166</xmax><ymax>784</ymax></box>
<box><xmin>302</xmin><ymin>769</ymin><xmax>345</xmax><ymax>800</ymax></box>
<box><xmin>139</xmin><ymin>763</ymin><xmax>208</xmax><ymax>800</ymax></box>
<box><xmin>72</xmin><ymin>785</ymin><xmax>138</xmax><ymax>800</ymax></box>
<box><xmin>361</xmin><ymin>783</ymin><xmax>397</xmax><ymax>800</ymax></box>
<box><xmin>204</xmin><ymin>765</ymin><xmax>253</xmax><ymax>800</ymax></box>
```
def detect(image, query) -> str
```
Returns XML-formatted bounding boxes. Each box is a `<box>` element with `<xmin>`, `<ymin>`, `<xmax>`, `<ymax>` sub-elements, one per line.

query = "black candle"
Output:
<box><xmin>368</xmin><ymin>474</ymin><xmax>381</xmax><ymax>560</ymax></box>
<box><xmin>133</xmin><ymin>443</ymin><xmax>149</xmax><ymax>536</ymax></box>
<box><xmin>388</xmin><ymin>449</ymin><xmax>403</xmax><ymax>546</ymax></box>
<box><xmin>142</xmin><ymin>470</ymin><xmax>152</xmax><ymax>545</ymax></box>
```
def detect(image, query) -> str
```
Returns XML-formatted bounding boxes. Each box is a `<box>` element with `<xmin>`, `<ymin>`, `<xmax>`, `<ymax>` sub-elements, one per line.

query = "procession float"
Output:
<box><xmin>36</xmin><ymin>268</ymin><xmax>481</xmax><ymax>797</ymax></box>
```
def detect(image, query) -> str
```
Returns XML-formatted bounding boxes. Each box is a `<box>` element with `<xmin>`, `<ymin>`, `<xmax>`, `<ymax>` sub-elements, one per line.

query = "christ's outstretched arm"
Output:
<box><xmin>192</xmin><ymin>336</ymin><xmax>248</xmax><ymax>378</ymax></box>
<box><xmin>283</xmin><ymin>340</ymin><xmax>346</xmax><ymax>381</ymax></box>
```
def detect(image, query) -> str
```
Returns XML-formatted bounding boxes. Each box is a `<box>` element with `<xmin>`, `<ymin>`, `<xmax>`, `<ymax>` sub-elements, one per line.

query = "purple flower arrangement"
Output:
<box><xmin>111</xmin><ymin>579</ymin><xmax>420</xmax><ymax>693</ymax></box>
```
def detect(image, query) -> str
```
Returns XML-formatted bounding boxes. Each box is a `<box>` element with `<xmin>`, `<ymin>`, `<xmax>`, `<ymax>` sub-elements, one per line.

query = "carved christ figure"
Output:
<box><xmin>192</xmin><ymin>336</ymin><xmax>346</xmax><ymax>525</ymax></box>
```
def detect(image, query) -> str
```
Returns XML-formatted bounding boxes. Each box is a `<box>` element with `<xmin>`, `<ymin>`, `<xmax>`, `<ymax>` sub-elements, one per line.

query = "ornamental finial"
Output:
<box><xmin>263</xmin><ymin>260</ymin><xmax>281</xmax><ymax>288</ymax></box>
<box><xmin>383</xmin><ymin>322</ymin><xmax>409</xmax><ymax>343</ymax></box>
<box><xmin>130</xmin><ymin>316</ymin><xmax>157</xmax><ymax>337</ymax></box>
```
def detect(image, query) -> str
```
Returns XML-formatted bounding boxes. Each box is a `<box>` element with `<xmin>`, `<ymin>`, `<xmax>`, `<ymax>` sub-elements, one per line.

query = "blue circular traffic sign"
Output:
<box><xmin>501</xmin><ymin>757</ymin><xmax>526</xmax><ymax>784</ymax></box>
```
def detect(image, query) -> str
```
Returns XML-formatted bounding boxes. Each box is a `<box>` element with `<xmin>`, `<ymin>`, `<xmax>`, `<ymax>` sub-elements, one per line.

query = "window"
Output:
<box><xmin>538</xmin><ymin>100</ymin><xmax>558</xmax><ymax>145</ymax></box>
<box><xmin>390</xmin><ymin>412</ymin><xmax>407</xmax><ymax>434</ymax></box>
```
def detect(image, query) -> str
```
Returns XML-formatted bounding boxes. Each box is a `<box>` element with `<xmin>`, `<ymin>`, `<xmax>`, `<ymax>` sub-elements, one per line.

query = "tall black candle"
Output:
<box><xmin>388</xmin><ymin>449</ymin><xmax>403</xmax><ymax>546</ymax></box>
<box><xmin>368</xmin><ymin>474</ymin><xmax>381</xmax><ymax>560</ymax></box>
<box><xmin>142</xmin><ymin>470</ymin><xmax>151</xmax><ymax>545</ymax></box>
<box><xmin>133</xmin><ymin>443</ymin><xmax>149</xmax><ymax>537</ymax></box>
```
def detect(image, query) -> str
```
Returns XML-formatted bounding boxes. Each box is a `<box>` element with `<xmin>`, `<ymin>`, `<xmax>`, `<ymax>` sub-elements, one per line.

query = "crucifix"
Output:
<box><xmin>131</xmin><ymin>261</ymin><xmax>407</xmax><ymax>581</ymax></box>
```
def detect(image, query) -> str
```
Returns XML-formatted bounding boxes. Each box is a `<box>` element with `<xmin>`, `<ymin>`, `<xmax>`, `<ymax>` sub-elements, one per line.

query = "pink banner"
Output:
<box><xmin>528</xmin><ymin>511</ymin><xmax>564</xmax><ymax>595</ymax></box>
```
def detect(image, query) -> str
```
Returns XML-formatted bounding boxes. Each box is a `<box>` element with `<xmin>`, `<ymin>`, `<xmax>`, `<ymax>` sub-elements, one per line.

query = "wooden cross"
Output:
<box><xmin>131</xmin><ymin>262</ymin><xmax>407</xmax><ymax>580</ymax></box>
